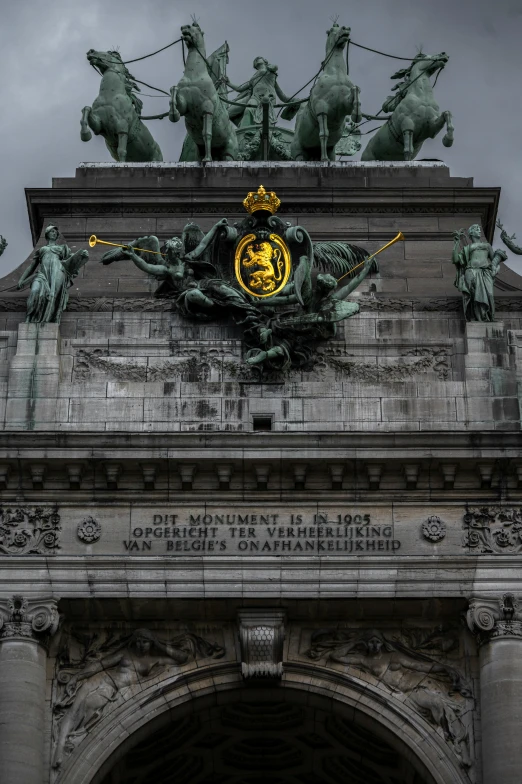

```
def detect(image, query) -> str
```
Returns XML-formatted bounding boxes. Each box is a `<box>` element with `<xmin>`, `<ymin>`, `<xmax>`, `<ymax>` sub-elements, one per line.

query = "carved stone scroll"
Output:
<box><xmin>467</xmin><ymin>594</ymin><xmax>522</xmax><ymax>645</ymax></box>
<box><xmin>238</xmin><ymin>610</ymin><xmax>285</xmax><ymax>678</ymax></box>
<box><xmin>0</xmin><ymin>595</ymin><xmax>59</xmax><ymax>644</ymax></box>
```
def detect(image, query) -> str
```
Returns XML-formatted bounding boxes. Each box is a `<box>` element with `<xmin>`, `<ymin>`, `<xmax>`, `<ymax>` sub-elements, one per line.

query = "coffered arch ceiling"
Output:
<box><xmin>98</xmin><ymin>689</ymin><xmax>431</xmax><ymax>784</ymax></box>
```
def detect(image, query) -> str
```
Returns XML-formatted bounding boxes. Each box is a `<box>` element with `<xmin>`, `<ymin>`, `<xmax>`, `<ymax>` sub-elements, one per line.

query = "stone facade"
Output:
<box><xmin>0</xmin><ymin>162</ymin><xmax>521</xmax><ymax>783</ymax></box>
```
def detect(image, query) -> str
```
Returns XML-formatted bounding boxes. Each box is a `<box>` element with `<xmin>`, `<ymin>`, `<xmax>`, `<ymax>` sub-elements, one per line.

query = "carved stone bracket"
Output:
<box><xmin>238</xmin><ymin>610</ymin><xmax>285</xmax><ymax>678</ymax></box>
<box><xmin>0</xmin><ymin>595</ymin><xmax>59</xmax><ymax>645</ymax></box>
<box><xmin>467</xmin><ymin>594</ymin><xmax>522</xmax><ymax>645</ymax></box>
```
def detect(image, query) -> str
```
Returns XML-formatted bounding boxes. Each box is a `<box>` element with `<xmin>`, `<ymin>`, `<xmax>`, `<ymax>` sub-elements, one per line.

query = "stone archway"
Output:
<box><xmin>56</xmin><ymin>667</ymin><xmax>470</xmax><ymax>784</ymax></box>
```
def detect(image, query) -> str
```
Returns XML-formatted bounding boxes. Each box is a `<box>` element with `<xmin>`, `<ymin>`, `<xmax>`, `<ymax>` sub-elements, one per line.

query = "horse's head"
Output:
<box><xmin>86</xmin><ymin>49</ymin><xmax>124</xmax><ymax>74</ymax></box>
<box><xmin>411</xmin><ymin>51</ymin><xmax>449</xmax><ymax>77</ymax></box>
<box><xmin>325</xmin><ymin>23</ymin><xmax>351</xmax><ymax>54</ymax></box>
<box><xmin>181</xmin><ymin>22</ymin><xmax>205</xmax><ymax>52</ymax></box>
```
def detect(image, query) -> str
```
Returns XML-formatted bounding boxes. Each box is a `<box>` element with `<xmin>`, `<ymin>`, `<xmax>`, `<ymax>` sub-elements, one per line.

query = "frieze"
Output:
<box><xmin>3</xmin><ymin>295</ymin><xmax>520</xmax><ymax>314</ymax></box>
<box><xmin>462</xmin><ymin>507</ymin><xmax>522</xmax><ymax>554</ymax></box>
<box><xmin>0</xmin><ymin>505</ymin><xmax>61</xmax><ymax>556</ymax></box>
<box><xmin>73</xmin><ymin>344</ymin><xmax>449</xmax><ymax>383</ymax></box>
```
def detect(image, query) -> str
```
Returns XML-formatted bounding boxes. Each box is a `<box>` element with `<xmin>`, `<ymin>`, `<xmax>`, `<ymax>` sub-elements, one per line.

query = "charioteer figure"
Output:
<box><xmin>224</xmin><ymin>57</ymin><xmax>293</xmax><ymax>128</ymax></box>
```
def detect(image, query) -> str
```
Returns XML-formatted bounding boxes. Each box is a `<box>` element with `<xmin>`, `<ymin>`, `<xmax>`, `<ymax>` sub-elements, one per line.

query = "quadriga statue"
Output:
<box><xmin>17</xmin><ymin>225</ymin><xmax>89</xmax><ymax>324</ymax></box>
<box><xmin>362</xmin><ymin>52</ymin><xmax>454</xmax><ymax>161</ymax></box>
<box><xmin>452</xmin><ymin>224</ymin><xmax>507</xmax><ymax>322</ymax></box>
<box><xmin>81</xmin><ymin>49</ymin><xmax>163</xmax><ymax>162</ymax></box>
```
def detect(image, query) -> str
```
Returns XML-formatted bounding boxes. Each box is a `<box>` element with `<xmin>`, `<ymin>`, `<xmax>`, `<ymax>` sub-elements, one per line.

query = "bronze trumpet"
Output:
<box><xmin>88</xmin><ymin>235</ymin><xmax>166</xmax><ymax>257</ymax></box>
<box><xmin>336</xmin><ymin>231</ymin><xmax>405</xmax><ymax>283</ymax></box>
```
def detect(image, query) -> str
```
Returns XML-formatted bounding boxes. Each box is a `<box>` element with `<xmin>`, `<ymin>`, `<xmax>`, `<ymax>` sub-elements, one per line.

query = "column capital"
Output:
<box><xmin>0</xmin><ymin>595</ymin><xmax>60</xmax><ymax>646</ymax></box>
<box><xmin>467</xmin><ymin>593</ymin><xmax>522</xmax><ymax>645</ymax></box>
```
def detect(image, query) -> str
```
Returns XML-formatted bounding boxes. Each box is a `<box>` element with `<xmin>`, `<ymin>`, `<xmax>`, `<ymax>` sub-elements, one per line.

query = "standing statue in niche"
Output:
<box><xmin>452</xmin><ymin>224</ymin><xmax>507</xmax><ymax>322</ymax></box>
<box><xmin>17</xmin><ymin>225</ymin><xmax>89</xmax><ymax>324</ymax></box>
<box><xmin>52</xmin><ymin>627</ymin><xmax>224</xmax><ymax>769</ymax></box>
<box><xmin>361</xmin><ymin>52</ymin><xmax>454</xmax><ymax>161</ymax></box>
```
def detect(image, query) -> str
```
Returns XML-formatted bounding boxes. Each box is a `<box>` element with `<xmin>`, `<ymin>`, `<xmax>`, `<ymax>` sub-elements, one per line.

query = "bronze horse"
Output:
<box><xmin>286</xmin><ymin>24</ymin><xmax>361</xmax><ymax>162</ymax></box>
<box><xmin>81</xmin><ymin>50</ymin><xmax>162</xmax><ymax>162</ymax></box>
<box><xmin>169</xmin><ymin>22</ymin><xmax>239</xmax><ymax>162</ymax></box>
<box><xmin>362</xmin><ymin>52</ymin><xmax>454</xmax><ymax>161</ymax></box>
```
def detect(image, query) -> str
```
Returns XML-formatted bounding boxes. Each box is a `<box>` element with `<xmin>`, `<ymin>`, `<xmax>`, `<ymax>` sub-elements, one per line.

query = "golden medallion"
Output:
<box><xmin>235</xmin><ymin>233</ymin><xmax>292</xmax><ymax>298</ymax></box>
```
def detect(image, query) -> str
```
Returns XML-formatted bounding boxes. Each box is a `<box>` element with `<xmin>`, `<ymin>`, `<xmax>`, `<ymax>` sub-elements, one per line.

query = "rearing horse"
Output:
<box><xmin>169</xmin><ymin>22</ymin><xmax>239</xmax><ymax>162</ymax></box>
<box><xmin>81</xmin><ymin>50</ymin><xmax>163</xmax><ymax>162</ymax></box>
<box><xmin>288</xmin><ymin>24</ymin><xmax>361</xmax><ymax>162</ymax></box>
<box><xmin>362</xmin><ymin>52</ymin><xmax>454</xmax><ymax>161</ymax></box>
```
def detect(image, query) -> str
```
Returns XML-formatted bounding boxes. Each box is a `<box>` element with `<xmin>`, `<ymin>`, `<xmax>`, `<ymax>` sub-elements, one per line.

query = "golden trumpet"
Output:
<box><xmin>88</xmin><ymin>235</ymin><xmax>166</xmax><ymax>257</ymax></box>
<box><xmin>336</xmin><ymin>231</ymin><xmax>405</xmax><ymax>283</ymax></box>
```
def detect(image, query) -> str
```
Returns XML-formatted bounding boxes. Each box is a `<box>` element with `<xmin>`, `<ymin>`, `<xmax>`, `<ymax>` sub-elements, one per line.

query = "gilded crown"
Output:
<box><xmin>243</xmin><ymin>185</ymin><xmax>281</xmax><ymax>215</ymax></box>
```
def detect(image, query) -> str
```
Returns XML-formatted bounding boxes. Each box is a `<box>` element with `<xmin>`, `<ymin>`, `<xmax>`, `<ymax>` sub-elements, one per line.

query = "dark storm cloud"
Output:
<box><xmin>0</xmin><ymin>0</ymin><xmax>521</xmax><ymax>274</ymax></box>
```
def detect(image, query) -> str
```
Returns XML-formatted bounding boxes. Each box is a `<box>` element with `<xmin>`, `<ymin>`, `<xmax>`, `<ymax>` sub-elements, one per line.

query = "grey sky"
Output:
<box><xmin>1</xmin><ymin>0</ymin><xmax>522</xmax><ymax>275</ymax></box>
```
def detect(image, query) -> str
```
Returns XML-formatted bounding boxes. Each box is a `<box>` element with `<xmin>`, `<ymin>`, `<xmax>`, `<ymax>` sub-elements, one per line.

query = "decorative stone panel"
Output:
<box><xmin>238</xmin><ymin>610</ymin><xmax>286</xmax><ymax>678</ymax></box>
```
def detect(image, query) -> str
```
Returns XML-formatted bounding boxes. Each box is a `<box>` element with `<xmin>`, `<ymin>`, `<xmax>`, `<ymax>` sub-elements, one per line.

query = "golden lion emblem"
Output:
<box><xmin>242</xmin><ymin>241</ymin><xmax>284</xmax><ymax>292</ymax></box>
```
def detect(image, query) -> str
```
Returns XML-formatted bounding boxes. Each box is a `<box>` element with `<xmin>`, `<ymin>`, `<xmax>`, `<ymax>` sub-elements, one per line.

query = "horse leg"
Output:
<box><xmin>318</xmin><ymin>113</ymin><xmax>329</xmax><ymax>162</ymax></box>
<box><xmin>80</xmin><ymin>106</ymin><xmax>93</xmax><ymax>142</ymax></box>
<box><xmin>169</xmin><ymin>86</ymin><xmax>181</xmax><ymax>122</ymax></box>
<box><xmin>202</xmin><ymin>112</ymin><xmax>213</xmax><ymax>163</ymax></box>
<box><xmin>116</xmin><ymin>132</ymin><xmax>128</xmax><ymax>162</ymax></box>
<box><xmin>351</xmin><ymin>86</ymin><xmax>362</xmax><ymax>125</ymax></box>
<box><xmin>442</xmin><ymin>111</ymin><xmax>454</xmax><ymax>148</ymax></box>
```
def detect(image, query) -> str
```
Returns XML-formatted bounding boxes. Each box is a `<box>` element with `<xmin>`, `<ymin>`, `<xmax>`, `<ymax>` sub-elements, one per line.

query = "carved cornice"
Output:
<box><xmin>467</xmin><ymin>594</ymin><xmax>522</xmax><ymax>645</ymax></box>
<box><xmin>238</xmin><ymin>610</ymin><xmax>286</xmax><ymax>678</ymax></box>
<box><xmin>0</xmin><ymin>595</ymin><xmax>59</xmax><ymax>645</ymax></box>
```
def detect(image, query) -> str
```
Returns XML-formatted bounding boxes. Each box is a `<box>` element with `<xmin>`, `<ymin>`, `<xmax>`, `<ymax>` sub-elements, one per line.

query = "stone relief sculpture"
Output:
<box><xmin>306</xmin><ymin>627</ymin><xmax>473</xmax><ymax>769</ymax></box>
<box><xmin>0</xmin><ymin>506</ymin><xmax>61</xmax><ymax>556</ymax></box>
<box><xmin>81</xmin><ymin>49</ymin><xmax>163</xmax><ymax>162</ymax></box>
<box><xmin>17</xmin><ymin>225</ymin><xmax>89</xmax><ymax>324</ymax></box>
<box><xmin>361</xmin><ymin>52</ymin><xmax>454</xmax><ymax>161</ymax></box>
<box><xmin>52</xmin><ymin>627</ymin><xmax>225</xmax><ymax>769</ymax></box>
<box><xmin>463</xmin><ymin>507</ymin><xmax>522</xmax><ymax>554</ymax></box>
<box><xmin>91</xmin><ymin>186</ymin><xmax>398</xmax><ymax>374</ymax></box>
<box><xmin>452</xmin><ymin>224</ymin><xmax>507</xmax><ymax>322</ymax></box>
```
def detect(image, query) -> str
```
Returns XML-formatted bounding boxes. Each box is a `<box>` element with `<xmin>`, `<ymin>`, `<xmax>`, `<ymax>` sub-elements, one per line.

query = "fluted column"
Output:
<box><xmin>467</xmin><ymin>594</ymin><xmax>522</xmax><ymax>784</ymax></box>
<box><xmin>0</xmin><ymin>595</ymin><xmax>59</xmax><ymax>784</ymax></box>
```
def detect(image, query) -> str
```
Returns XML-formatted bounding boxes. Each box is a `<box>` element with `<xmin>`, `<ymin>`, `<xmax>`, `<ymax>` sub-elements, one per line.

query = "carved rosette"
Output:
<box><xmin>422</xmin><ymin>516</ymin><xmax>446</xmax><ymax>542</ymax></box>
<box><xmin>467</xmin><ymin>594</ymin><xmax>522</xmax><ymax>645</ymax></box>
<box><xmin>77</xmin><ymin>516</ymin><xmax>102</xmax><ymax>544</ymax></box>
<box><xmin>0</xmin><ymin>595</ymin><xmax>59</xmax><ymax>645</ymax></box>
<box><xmin>238</xmin><ymin>610</ymin><xmax>285</xmax><ymax>678</ymax></box>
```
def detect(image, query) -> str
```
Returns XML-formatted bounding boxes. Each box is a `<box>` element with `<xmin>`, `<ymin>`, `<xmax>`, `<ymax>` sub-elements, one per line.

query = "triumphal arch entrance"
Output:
<box><xmin>1</xmin><ymin>17</ymin><xmax>522</xmax><ymax>784</ymax></box>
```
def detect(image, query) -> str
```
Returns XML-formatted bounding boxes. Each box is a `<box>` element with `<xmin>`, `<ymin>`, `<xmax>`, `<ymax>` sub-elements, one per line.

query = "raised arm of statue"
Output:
<box><xmin>333</xmin><ymin>257</ymin><xmax>375</xmax><ymax>301</ymax></box>
<box><xmin>185</xmin><ymin>217</ymin><xmax>231</xmax><ymax>260</ymax></box>
<box><xmin>224</xmin><ymin>77</ymin><xmax>252</xmax><ymax>94</ymax></box>
<box><xmin>497</xmin><ymin>220</ymin><xmax>522</xmax><ymax>255</ymax></box>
